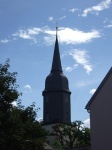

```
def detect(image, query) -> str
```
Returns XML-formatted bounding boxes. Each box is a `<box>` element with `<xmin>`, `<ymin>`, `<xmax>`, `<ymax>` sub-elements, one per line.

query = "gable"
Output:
<box><xmin>85</xmin><ymin>67</ymin><xmax>112</xmax><ymax>111</ymax></box>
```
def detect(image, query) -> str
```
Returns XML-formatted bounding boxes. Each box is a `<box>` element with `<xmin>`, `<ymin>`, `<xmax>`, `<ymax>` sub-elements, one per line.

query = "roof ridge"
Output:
<box><xmin>85</xmin><ymin>67</ymin><xmax>112</xmax><ymax>110</ymax></box>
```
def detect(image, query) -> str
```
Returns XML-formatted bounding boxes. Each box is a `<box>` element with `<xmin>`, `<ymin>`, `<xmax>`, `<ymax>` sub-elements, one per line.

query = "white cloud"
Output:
<box><xmin>44</xmin><ymin>29</ymin><xmax>55</xmax><ymax>35</ymax></box>
<box><xmin>44</xmin><ymin>36</ymin><xmax>55</xmax><ymax>45</ymax></box>
<box><xmin>58</xmin><ymin>16</ymin><xmax>66</xmax><ymax>20</ymax></box>
<box><xmin>68</xmin><ymin>49</ymin><xmax>92</xmax><ymax>74</ymax></box>
<box><xmin>65</xmin><ymin>66</ymin><xmax>74</xmax><ymax>72</ymax></box>
<box><xmin>74</xmin><ymin>64</ymin><xmax>78</xmax><ymax>68</ymax></box>
<box><xmin>27</xmin><ymin>28</ymin><xmax>42</xmax><ymax>35</ymax></box>
<box><xmin>48</xmin><ymin>17</ymin><xmax>53</xmax><ymax>21</ymax></box>
<box><xmin>105</xmin><ymin>24</ymin><xmax>112</xmax><ymax>28</ymax></box>
<box><xmin>58</xmin><ymin>28</ymin><xmax>100</xmax><ymax>44</ymax></box>
<box><xmin>1</xmin><ymin>39</ymin><xmax>10</xmax><ymax>43</ymax></box>
<box><xmin>13</xmin><ymin>29</ymin><xmax>32</xmax><ymax>39</ymax></box>
<box><xmin>13</xmin><ymin>28</ymin><xmax>42</xmax><ymax>43</ymax></box>
<box><xmin>82</xmin><ymin>0</ymin><xmax>112</xmax><ymax>17</ymax></box>
<box><xmin>44</xmin><ymin>27</ymin><xmax>100</xmax><ymax>45</ymax></box>
<box><xmin>11</xmin><ymin>26</ymin><xmax>100</xmax><ymax>45</ymax></box>
<box><xmin>89</xmin><ymin>88</ymin><xmax>96</xmax><ymax>95</ymax></box>
<box><xmin>84</xmin><ymin>118</ymin><xmax>90</xmax><ymax>128</ymax></box>
<box><xmin>69</xmin><ymin>8</ymin><xmax>79</xmax><ymax>13</ymax></box>
<box><xmin>65</xmin><ymin>64</ymin><xmax>78</xmax><ymax>72</ymax></box>
<box><xmin>24</xmin><ymin>84</ymin><xmax>32</xmax><ymax>93</ymax></box>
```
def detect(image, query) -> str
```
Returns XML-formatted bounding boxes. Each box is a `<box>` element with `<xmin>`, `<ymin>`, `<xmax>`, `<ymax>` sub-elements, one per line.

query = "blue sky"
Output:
<box><xmin>1</xmin><ymin>0</ymin><xmax>112</xmax><ymax>127</ymax></box>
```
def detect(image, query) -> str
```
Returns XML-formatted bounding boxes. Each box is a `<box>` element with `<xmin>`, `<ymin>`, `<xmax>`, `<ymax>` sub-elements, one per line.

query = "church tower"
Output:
<box><xmin>42</xmin><ymin>27</ymin><xmax>71</xmax><ymax>125</ymax></box>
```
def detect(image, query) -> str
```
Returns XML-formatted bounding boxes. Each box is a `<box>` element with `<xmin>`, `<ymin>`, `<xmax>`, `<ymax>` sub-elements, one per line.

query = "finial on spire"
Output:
<box><xmin>56</xmin><ymin>25</ymin><xmax>58</xmax><ymax>36</ymax></box>
<box><xmin>51</xmin><ymin>25</ymin><xmax>62</xmax><ymax>73</ymax></box>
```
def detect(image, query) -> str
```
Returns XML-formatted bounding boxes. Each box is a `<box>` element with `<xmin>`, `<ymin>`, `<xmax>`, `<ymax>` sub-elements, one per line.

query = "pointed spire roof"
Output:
<box><xmin>51</xmin><ymin>26</ymin><xmax>62</xmax><ymax>73</ymax></box>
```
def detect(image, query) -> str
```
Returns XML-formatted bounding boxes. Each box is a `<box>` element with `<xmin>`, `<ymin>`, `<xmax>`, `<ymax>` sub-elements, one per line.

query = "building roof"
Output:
<box><xmin>51</xmin><ymin>29</ymin><xmax>62</xmax><ymax>73</ymax></box>
<box><xmin>85</xmin><ymin>67</ymin><xmax>112</xmax><ymax>111</ymax></box>
<box><xmin>43</xmin><ymin>27</ymin><xmax>71</xmax><ymax>94</ymax></box>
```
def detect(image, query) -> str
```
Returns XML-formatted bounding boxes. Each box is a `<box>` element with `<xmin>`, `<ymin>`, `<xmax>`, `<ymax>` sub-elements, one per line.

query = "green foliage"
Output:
<box><xmin>0</xmin><ymin>60</ymin><xmax>48</xmax><ymax>150</ymax></box>
<box><xmin>0</xmin><ymin>59</ymin><xmax>20</xmax><ymax>113</ymax></box>
<box><xmin>52</xmin><ymin>121</ymin><xmax>91</xmax><ymax>149</ymax></box>
<box><xmin>53</xmin><ymin>140</ymin><xmax>63</xmax><ymax>150</ymax></box>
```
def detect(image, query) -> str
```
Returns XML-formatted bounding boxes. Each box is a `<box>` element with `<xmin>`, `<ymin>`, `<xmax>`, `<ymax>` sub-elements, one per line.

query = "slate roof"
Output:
<box><xmin>51</xmin><ymin>29</ymin><xmax>62</xmax><ymax>73</ymax></box>
<box><xmin>43</xmin><ymin>27</ymin><xmax>71</xmax><ymax>94</ymax></box>
<box><xmin>85</xmin><ymin>67</ymin><xmax>112</xmax><ymax>111</ymax></box>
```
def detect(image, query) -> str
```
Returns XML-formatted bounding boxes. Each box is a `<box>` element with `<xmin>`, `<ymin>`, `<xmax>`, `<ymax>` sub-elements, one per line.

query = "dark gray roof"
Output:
<box><xmin>43</xmin><ymin>31</ymin><xmax>71</xmax><ymax>94</ymax></box>
<box><xmin>85</xmin><ymin>67</ymin><xmax>112</xmax><ymax>111</ymax></box>
<box><xmin>51</xmin><ymin>34</ymin><xmax>62</xmax><ymax>73</ymax></box>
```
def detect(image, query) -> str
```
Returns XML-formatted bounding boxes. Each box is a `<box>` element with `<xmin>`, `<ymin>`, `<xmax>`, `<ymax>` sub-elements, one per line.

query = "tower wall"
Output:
<box><xmin>43</xmin><ymin>91</ymin><xmax>71</xmax><ymax>124</ymax></box>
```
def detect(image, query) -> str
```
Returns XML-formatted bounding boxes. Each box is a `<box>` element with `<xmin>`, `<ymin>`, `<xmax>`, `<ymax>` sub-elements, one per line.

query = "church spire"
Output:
<box><xmin>51</xmin><ymin>26</ymin><xmax>62</xmax><ymax>73</ymax></box>
<box><xmin>43</xmin><ymin>26</ymin><xmax>71</xmax><ymax>125</ymax></box>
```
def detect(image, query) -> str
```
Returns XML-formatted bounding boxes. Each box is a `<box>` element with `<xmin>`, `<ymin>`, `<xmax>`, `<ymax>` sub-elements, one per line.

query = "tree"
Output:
<box><xmin>0</xmin><ymin>59</ymin><xmax>20</xmax><ymax>113</ymax></box>
<box><xmin>7</xmin><ymin>101</ymin><xmax>47</xmax><ymax>150</ymax></box>
<box><xmin>0</xmin><ymin>60</ymin><xmax>48</xmax><ymax>150</ymax></box>
<box><xmin>0</xmin><ymin>59</ymin><xmax>20</xmax><ymax>149</ymax></box>
<box><xmin>52</xmin><ymin>121</ymin><xmax>91</xmax><ymax>149</ymax></box>
<box><xmin>77</xmin><ymin>127</ymin><xmax>91</xmax><ymax>148</ymax></box>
